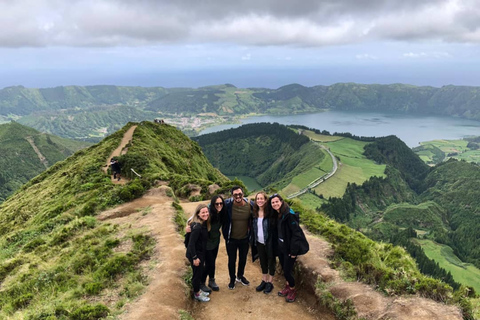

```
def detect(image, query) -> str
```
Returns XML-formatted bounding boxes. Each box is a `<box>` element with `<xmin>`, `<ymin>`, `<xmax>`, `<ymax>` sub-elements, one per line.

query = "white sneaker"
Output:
<box><xmin>200</xmin><ymin>289</ymin><xmax>210</xmax><ymax>297</ymax></box>
<box><xmin>194</xmin><ymin>293</ymin><xmax>210</xmax><ymax>302</ymax></box>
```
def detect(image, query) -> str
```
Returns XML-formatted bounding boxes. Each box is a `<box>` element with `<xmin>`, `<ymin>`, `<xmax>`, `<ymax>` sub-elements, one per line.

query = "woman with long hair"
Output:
<box><xmin>252</xmin><ymin>191</ymin><xmax>276</xmax><ymax>294</ymax></box>
<box><xmin>186</xmin><ymin>204</ymin><xmax>211</xmax><ymax>302</ymax></box>
<box><xmin>200</xmin><ymin>195</ymin><xmax>225</xmax><ymax>292</ymax></box>
<box><xmin>268</xmin><ymin>194</ymin><xmax>309</xmax><ymax>303</ymax></box>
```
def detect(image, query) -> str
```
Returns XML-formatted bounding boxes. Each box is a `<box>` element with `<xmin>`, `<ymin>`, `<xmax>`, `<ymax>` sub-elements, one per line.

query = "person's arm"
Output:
<box><xmin>186</xmin><ymin>223</ymin><xmax>201</xmax><ymax>264</ymax></box>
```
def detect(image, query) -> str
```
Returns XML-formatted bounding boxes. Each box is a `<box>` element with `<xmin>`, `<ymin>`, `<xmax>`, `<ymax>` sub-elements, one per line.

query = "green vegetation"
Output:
<box><xmin>3</xmin><ymin>83</ymin><xmax>480</xmax><ymax>142</ymax></box>
<box><xmin>416</xmin><ymin>239</ymin><xmax>480</xmax><ymax>293</ymax></box>
<box><xmin>293</xmin><ymin>201</ymin><xmax>474</xmax><ymax>319</ymax></box>
<box><xmin>413</xmin><ymin>138</ymin><xmax>480</xmax><ymax>165</ymax></box>
<box><xmin>0</xmin><ymin>122</ymin><xmax>90</xmax><ymax>203</ymax></box>
<box><xmin>312</xmin><ymin>137</ymin><xmax>386</xmax><ymax>199</ymax></box>
<box><xmin>195</xmin><ymin>123</ymin><xmax>325</xmax><ymax>190</ymax></box>
<box><xmin>0</xmin><ymin>121</ymin><xmax>229</xmax><ymax>319</ymax></box>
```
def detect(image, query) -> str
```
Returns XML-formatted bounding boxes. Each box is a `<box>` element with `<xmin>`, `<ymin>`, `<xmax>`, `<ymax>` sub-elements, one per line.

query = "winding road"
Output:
<box><xmin>287</xmin><ymin>142</ymin><xmax>338</xmax><ymax>199</ymax></box>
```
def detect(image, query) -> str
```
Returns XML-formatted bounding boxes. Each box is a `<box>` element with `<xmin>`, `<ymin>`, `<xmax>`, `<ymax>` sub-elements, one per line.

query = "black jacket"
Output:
<box><xmin>278</xmin><ymin>208</ymin><xmax>309</xmax><ymax>256</ymax></box>
<box><xmin>186</xmin><ymin>222</ymin><xmax>208</xmax><ymax>261</ymax></box>
<box><xmin>222</xmin><ymin>197</ymin><xmax>254</xmax><ymax>243</ymax></box>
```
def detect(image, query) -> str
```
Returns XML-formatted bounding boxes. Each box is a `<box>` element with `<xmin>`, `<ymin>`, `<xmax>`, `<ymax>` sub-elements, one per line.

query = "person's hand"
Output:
<box><xmin>185</xmin><ymin>224</ymin><xmax>191</xmax><ymax>233</ymax></box>
<box><xmin>290</xmin><ymin>254</ymin><xmax>296</xmax><ymax>259</ymax></box>
<box><xmin>193</xmin><ymin>258</ymin><xmax>200</xmax><ymax>266</ymax></box>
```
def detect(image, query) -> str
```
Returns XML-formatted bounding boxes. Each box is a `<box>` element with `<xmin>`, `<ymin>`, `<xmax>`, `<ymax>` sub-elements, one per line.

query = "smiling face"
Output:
<box><xmin>214</xmin><ymin>198</ymin><xmax>224</xmax><ymax>212</ymax></box>
<box><xmin>198</xmin><ymin>207</ymin><xmax>209</xmax><ymax>221</ymax></box>
<box><xmin>271</xmin><ymin>196</ymin><xmax>282</xmax><ymax>212</ymax></box>
<box><xmin>255</xmin><ymin>193</ymin><xmax>266</xmax><ymax>208</ymax></box>
<box><xmin>232</xmin><ymin>188</ymin><xmax>243</xmax><ymax>204</ymax></box>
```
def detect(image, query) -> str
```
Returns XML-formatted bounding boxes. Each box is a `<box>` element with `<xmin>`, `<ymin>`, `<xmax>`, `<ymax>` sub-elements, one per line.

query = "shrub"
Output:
<box><xmin>84</xmin><ymin>282</ymin><xmax>104</xmax><ymax>295</ymax></box>
<box><xmin>70</xmin><ymin>304</ymin><xmax>109</xmax><ymax>320</ymax></box>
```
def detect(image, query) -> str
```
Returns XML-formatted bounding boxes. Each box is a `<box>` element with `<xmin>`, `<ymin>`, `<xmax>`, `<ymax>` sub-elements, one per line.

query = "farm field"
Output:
<box><xmin>415</xmin><ymin>239</ymin><xmax>480</xmax><ymax>293</ymax></box>
<box><xmin>414</xmin><ymin>139</ymin><xmax>480</xmax><ymax>164</ymax></box>
<box><xmin>312</xmin><ymin>137</ymin><xmax>386</xmax><ymax>199</ymax></box>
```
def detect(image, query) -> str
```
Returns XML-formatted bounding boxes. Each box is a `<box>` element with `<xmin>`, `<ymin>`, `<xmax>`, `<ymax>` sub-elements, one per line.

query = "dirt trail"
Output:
<box><xmin>179</xmin><ymin>201</ymin><xmax>334</xmax><ymax>320</ymax></box>
<box><xmin>25</xmin><ymin>136</ymin><xmax>48</xmax><ymax>168</ymax></box>
<box><xmin>97</xmin><ymin>193</ymin><xmax>462</xmax><ymax>320</ymax></box>
<box><xmin>98</xmin><ymin>187</ymin><xmax>189</xmax><ymax>319</ymax></box>
<box><xmin>103</xmin><ymin>125</ymin><xmax>137</xmax><ymax>184</ymax></box>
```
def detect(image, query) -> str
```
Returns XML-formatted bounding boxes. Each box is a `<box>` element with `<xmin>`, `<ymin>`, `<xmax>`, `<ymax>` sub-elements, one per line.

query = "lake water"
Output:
<box><xmin>199</xmin><ymin>111</ymin><xmax>480</xmax><ymax>147</ymax></box>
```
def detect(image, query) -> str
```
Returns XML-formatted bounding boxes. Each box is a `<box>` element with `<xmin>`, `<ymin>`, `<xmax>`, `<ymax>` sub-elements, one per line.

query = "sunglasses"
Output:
<box><xmin>233</xmin><ymin>193</ymin><xmax>243</xmax><ymax>198</ymax></box>
<box><xmin>215</xmin><ymin>202</ymin><xmax>223</xmax><ymax>206</ymax></box>
<box><xmin>269</xmin><ymin>193</ymin><xmax>279</xmax><ymax>199</ymax></box>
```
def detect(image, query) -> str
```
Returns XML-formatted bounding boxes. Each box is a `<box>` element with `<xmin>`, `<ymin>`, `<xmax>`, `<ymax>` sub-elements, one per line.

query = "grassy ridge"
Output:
<box><xmin>0</xmin><ymin>122</ymin><xmax>229</xmax><ymax>319</ymax></box>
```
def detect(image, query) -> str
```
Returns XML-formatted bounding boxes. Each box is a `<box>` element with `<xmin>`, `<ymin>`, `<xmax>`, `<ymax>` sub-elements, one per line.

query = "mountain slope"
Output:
<box><xmin>195</xmin><ymin>122</ymin><xmax>325</xmax><ymax>189</ymax></box>
<box><xmin>0</xmin><ymin>122</ymin><xmax>90</xmax><ymax>202</ymax></box>
<box><xmin>0</xmin><ymin>121</ymin><xmax>229</xmax><ymax>318</ymax></box>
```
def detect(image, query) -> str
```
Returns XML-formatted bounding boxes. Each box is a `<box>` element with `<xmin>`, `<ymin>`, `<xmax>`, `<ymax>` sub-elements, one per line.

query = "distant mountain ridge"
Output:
<box><xmin>1</xmin><ymin>83</ymin><xmax>480</xmax><ymax>141</ymax></box>
<box><xmin>0</xmin><ymin>122</ymin><xmax>90</xmax><ymax>202</ymax></box>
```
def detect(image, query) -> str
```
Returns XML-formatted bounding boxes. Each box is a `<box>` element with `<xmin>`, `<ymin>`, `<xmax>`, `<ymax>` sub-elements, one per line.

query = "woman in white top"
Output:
<box><xmin>252</xmin><ymin>191</ymin><xmax>276</xmax><ymax>294</ymax></box>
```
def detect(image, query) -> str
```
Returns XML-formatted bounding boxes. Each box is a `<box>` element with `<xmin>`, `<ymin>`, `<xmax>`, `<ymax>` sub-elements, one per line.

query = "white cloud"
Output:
<box><xmin>1</xmin><ymin>0</ymin><xmax>480</xmax><ymax>48</ymax></box>
<box><xmin>355</xmin><ymin>54</ymin><xmax>378</xmax><ymax>60</ymax></box>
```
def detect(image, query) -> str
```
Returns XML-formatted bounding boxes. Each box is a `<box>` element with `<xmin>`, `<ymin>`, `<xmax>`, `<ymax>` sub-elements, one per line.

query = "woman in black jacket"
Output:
<box><xmin>268</xmin><ymin>194</ymin><xmax>309</xmax><ymax>303</ymax></box>
<box><xmin>186</xmin><ymin>204</ymin><xmax>211</xmax><ymax>302</ymax></box>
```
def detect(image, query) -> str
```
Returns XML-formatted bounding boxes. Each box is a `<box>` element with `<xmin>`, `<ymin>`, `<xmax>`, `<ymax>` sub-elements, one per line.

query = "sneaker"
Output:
<box><xmin>285</xmin><ymin>288</ymin><xmax>297</xmax><ymax>303</ymax></box>
<box><xmin>194</xmin><ymin>293</ymin><xmax>210</xmax><ymax>302</ymax></box>
<box><xmin>199</xmin><ymin>289</ymin><xmax>210</xmax><ymax>297</ymax></box>
<box><xmin>278</xmin><ymin>284</ymin><xmax>290</xmax><ymax>297</ymax></box>
<box><xmin>236</xmin><ymin>276</ymin><xmax>250</xmax><ymax>286</ymax></box>
<box><xmin>256</xmin><ymin>281</ymin><xmax>266</xmax><ymax>292</ymax></box>
<box><xmin>200</xmin><ymin>283</ymin><xmax>212</xmax><ymax>293</ymax></box>
<box><xmin>208</xmin><ymin>278</ymin><xmax>220</xmax><ymax>291</ymax></box>
<box><xmin>263</xmin><ymin>282</ymin><xmax>274</xmax><ymax>294</ymax></box>
<box><xmin>228</xmin><ymin>280</ymin><xmax>236</xmax><ymax>290</ymax></box>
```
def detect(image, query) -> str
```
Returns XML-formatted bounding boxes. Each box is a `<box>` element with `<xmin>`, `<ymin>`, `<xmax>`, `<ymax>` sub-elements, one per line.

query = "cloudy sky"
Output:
<box><xmin>1</xmin><ymin>0</ymin><xmax>480</xmax><ymax>89</ymax></box>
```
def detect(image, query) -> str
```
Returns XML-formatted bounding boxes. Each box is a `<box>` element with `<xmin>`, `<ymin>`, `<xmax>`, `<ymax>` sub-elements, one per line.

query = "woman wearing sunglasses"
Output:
<box><xmin>268</xmin><ymin>193</ymin><xmax>309</xmax><ymax>303</ymax></box>
<box><xmin>185</xmin><ymin>195</ymin><xmax>226</xmax><ymax>293</ymax></box>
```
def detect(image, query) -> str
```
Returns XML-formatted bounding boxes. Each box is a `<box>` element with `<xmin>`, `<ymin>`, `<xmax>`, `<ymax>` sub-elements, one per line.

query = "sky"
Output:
<box><xmin>1</xmin><ymin>0</ymin><xmax>480</xmax><ymax>89</ymax></box>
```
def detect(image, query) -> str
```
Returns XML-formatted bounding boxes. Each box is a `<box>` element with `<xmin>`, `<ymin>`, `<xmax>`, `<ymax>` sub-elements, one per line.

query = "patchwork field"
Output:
<box><xmin>415</xmin><ymin>239</ymin><xmax>480</xmax><ymax>293</ymax></box>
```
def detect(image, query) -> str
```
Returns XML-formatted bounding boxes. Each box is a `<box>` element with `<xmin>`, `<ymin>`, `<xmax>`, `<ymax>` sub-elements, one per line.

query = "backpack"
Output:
<box><xmin>184</xmin><ymin>222</ymin><xmax>197</xmax><ymax>248</ymax></box>
<box><xmin>289</xmin><ymin>209</ymin><xmax>309</xmax><ymax>256</ymax></box>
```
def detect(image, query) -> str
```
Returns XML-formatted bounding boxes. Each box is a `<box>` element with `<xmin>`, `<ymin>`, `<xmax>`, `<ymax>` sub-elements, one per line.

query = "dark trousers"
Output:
<box><xmin>201</xmin><ymin>245</ymin><xmax>219</xmax><ymax>283</ymax></box>
<box><xmin>278</xmin><ymin>251</ymin><xmax>297</xmax><ymax>287</ymax></box>
<box><xmin>190</xmin><ymin>259</ymin><xmax>204</xmax><ymax>293</ymax></box>
<box><xmin>226</xmin><ymin>237</ymin><xmax>249</xmax><ymax>281</ymax></box>
<box><xmin>257</xmin><ymin>241</ymin><xmax>276</xmax><ymax>276</ymax></box>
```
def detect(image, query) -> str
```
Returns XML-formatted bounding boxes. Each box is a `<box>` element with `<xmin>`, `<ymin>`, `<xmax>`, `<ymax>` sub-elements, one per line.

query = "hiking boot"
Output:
<box><xmin>199</xmin><ymin>289</ymin><xmax>210</xmax><ymax>297</ymax></box>
<box><xmin>256</xmin><ymin>281</ymin><xmax>266</xmax><ymax>292</ymax></box>
<box><xmin>285</xmin><ymin>288</ymin><xmax>297</xmax><ymax>302</ymax></box>
<box><xmin>278</xmin><ymin>284</ymin><xmax>290</xmax><ymax>297</ymax></box>
<box><xmin>236</xmin><ymin>276</ymin><xmax>250</xmax><ymax>286</ymax></box>
<box><xmin>263</xmin><ymin>282</ymin><xmax>274</xmax><ymax>294</ymax></box>
<box><xmin>208</xmin><ymin>278</ymin><xmax>219</xmax><ymax>291</ymax></box>
<box><xmin>200</xmin><ymin>283</ymin><xmax>212</xmax><ymax>293</ymax></box>
<box><xmin>194</xmin><ymin>293</ymin><xmax>210</xmax><ymax>302</ymax></box>
<box><xmin>228</xmin><ymin>280</ymin><xmax>236</xmax><ymax>290</ymax></box>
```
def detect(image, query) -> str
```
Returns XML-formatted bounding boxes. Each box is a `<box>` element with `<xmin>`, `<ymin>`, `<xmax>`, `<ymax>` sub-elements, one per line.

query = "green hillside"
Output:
<box><xmin>0</xmin><ymin>122</ymin><xmax>91</xmax><ymax>202</ymax></box>
<box><xmin>413</xmin><ymin>138</ymin><xmax>480</xmax><ymax>165</ymax></box>
<box><xmin>2</xmin><ymin>83</ymin><xmax>480</xmax><ymax>141</ymax></box>
<box><xmin>194</xmin><ymin>122</ymin><xmax>325</xmax><ymax>191</ymax></box>
<box><xmin>0</xmin><ymin>121</ymin><xmax>229</xmax><ymax>319</ymax></box>
<box><xmin>320</xmin><ymin>135</ymin><xmax>480</xmax><ymax>293</ymax></box>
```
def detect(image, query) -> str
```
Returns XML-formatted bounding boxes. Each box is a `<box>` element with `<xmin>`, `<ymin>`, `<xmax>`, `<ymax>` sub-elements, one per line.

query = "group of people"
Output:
<box><xmin>185</xmin><ymin>186</ymin><xmax>309</xmax><ymax>303</ymax></box>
